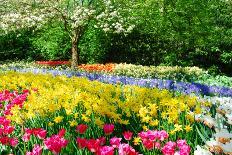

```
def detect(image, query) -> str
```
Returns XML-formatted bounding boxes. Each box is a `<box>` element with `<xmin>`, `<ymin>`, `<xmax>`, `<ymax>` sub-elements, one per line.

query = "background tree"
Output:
<box><xmin>0</xmin><ymin>0</ymin><xmax>134</xmax><ymax>68</ymax></box>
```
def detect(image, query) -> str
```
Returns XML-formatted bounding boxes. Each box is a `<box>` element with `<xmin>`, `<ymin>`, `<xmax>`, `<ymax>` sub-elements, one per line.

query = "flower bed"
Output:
<box><xmin>5</xmin><ymin>61</ymin><xmax>231</xmax><ymax>88</ymax></box>
<box><xmin>79</xmin><ymin>63</ymin><xmax>115</xmax><ymax>73</ymax></box>
<box><xmin>0</xmin><ymin>71</ymin><xmax>231</xmax><ymax>154</ymax></box>
<box><xmin>5</xmin><ymin>67</ymin><xmax>232</xmax><ymax>97</ymax></box>
<box><xmin>35</xmin><ymin>61</ymin><xmax>70</xmax><ymax>66</ymax></box>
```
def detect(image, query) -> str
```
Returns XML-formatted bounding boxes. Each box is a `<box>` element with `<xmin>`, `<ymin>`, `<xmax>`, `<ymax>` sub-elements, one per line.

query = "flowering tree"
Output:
<box><xmin>0</xmin><ymin>0</ymin><xmax>134</xmax><ymax>68</ymax></box>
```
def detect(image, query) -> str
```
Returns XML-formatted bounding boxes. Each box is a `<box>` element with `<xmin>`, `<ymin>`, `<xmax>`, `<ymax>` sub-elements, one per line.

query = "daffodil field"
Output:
<box><xmin>0</xmin><ymin>69</ymin><xmax>231</xmax><ymax>155</ymax></box>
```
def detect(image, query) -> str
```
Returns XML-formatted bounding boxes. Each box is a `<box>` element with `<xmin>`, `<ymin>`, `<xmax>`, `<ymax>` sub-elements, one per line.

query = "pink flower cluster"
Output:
<box><xmin>162</xmin><ymin>140</ymin><xmax>191</xmax><ymax>155</ymax></box>
<box><xmin>22</xmin><ymin>128</ymin><xmax>47</xmax><ymax>142</ymax></box>
<box><xmin>0</xmin><ymin>116</ymin><xmax>18</xmax><ymax>147</ymax></box>
<box><xmin>76</xmin><ymin>124</ymin><xmax>139</xmax><ymax>155</ymax></box>
<box><xmin>76</xmin><ymin>137</ymin><xmax>139</xmax><ymax>155</ymax></box>
<box><xmin>138</xmin><ymin>130</ymin><xmax>191</xmax><ymax>155</ymax></box>
<box><xmin>26</xmin><ymin>145</ymin><xmax>43</xmax><ymax>155</ymax></box>
<box><xmin>138</xmin><ymin>130</ymin><xmax>169</xmax><ymax>150</ymax></box>
<box><xmin>44</xmin><ymin>129</ymin><xmax>69</xmax><ymax>155</ymax></box>
<box><xmin>0</xmin><ymin>89</ymin><xmax>29</xmax><ymax>115</ymax></box>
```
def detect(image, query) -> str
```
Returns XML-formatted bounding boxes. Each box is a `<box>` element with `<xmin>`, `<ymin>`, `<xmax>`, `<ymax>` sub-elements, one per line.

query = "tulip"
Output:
<box><xmin>123</xmin><ymin>131</ymin><xmax>133</xmax><ymax>141</ymax></box>
<box><xmin>103</xmin><ymin>124</ymin><xmax>114</xmax><ymax>135</ymax></box>
<box><xmin>110</xmin><ymin>137</ymin><xmax>121</xmax><ymax>148</ymax></box>
<box><xmin>76</xmin><ymin>124</ymin><xmax>88</xmax><ymax>134</ymax></box>
<box><xmin>76</xmin><ymin>137</ymin><xmax>87</xmax><ymax>149</ymax></box>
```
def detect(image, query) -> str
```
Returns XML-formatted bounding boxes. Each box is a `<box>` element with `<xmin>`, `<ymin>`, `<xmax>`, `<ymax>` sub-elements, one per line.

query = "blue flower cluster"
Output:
<box><xmin>6</xmin><ymin>67</ymin><xmax>232</xmax><ymax>97</ymax></box>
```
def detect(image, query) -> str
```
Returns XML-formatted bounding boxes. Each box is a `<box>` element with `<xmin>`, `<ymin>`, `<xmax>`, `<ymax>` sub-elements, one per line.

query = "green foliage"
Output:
<box><xmin>30</xmin><ymin>22</ymin><xmax>71</xmax><ymax>60</ymax></box>
<box><xmin>107</xmin><ymin>0</ymin><xmax>232</xmax><ymax>75</ymax></box>
<box><xmin>79</xmin><ymin>22</ymin><xmax>110</xmax><ymax>64</ymax></box>
<box><xmin>113</xmin><ymin>63</ymin><xmax>232</xmax><ymax>88</ymax></box>
<box><xmin>0</xmin><ymin>30</ymin><xmax>32</xmax><ymax>61</ymax></box>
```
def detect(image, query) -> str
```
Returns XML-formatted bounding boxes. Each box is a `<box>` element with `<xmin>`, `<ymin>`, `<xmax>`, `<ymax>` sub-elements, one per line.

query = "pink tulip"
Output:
<box><xmin>22</xmin><ymin>133</ymin><xmax>31</xmax><ymax>142</ymax></box>
<box><xmin>158</xmin><ymin>130</ymin><xmax>169</xmax><ymax>141</ymax></box>
<box><xmin>176</xmin><ymin>139</ymin><xmax>187</xmax><ymax>148</ymax></box>
<box><xmin>26</xmin><ymin>144</ymin><xmax>43</xmax><ymax>155</ymax></box>
<box><xmin>154</xmin><ymin>142</ymin><xmax>161</xmax><ymax>149</ymax></box>
<box><xmin>33</xmin><ymin>128</ymin><xmax>47</xmax><ymax>139</ymax></box>
<box><xmin>118</xmin><ymin>143</ymin><xmax>139</xmax><ymax>155</ymax></box>
<box><xmin>162</xmin><ymin>141</ymin><xmax>176</xmax><ymax>155</ymax></box>
<box><xmin>103</xmin><ymin>124</ymin><xmax>114</xmax><ymax>135</ymax></box>
<box><xmin>110</xmin><ymin>137</ymin><xmax>121</xmax><ymax>148</ymax></box>
<box><xmin>97</xmin><ymin>146</ymin><xmax>114</xmax><ymax>155</ymax></box>
<box><xmin>178</xmin><ymin>144</ymin><xmax>191</xmax><ymax>155</ymax></box>
<box><xmin>9</xmin><ymin>138</ymin><xmax>18</xmax><ymax>147</ymax></box>
<box><xmin>123</xmin><ymin>131</ymin><xmax>133</xmax><ymax>141</ymax></box>
<box><xmin>44</xmin><ymin>134</ymin><xmax>68</xmax><ymax>154</ymax></box>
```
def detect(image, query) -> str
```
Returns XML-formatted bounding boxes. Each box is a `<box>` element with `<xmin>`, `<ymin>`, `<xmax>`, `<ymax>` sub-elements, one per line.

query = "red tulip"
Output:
<box><xmin>98</xmin><ymin>137</ymin><xmax>106</xmax><ymax>146</ymax></box>
<box><xmin>76</xmin><ymin>124</ymin><xmax>88</xmax><ymax>134</ymax></box>
<box><xmin>58</xmin><ymin>128</ymin><xmax>66</xmax><ymax>137</ymax></box>
<box><xmin>86</xmin><ymin>139</ymin><xmax>101</xmax><ymax>153</ymax></box>
<box><xmin>76</xmin><ymin>137</ymin><xmax>87</xmax><ymax>149</ymax></box>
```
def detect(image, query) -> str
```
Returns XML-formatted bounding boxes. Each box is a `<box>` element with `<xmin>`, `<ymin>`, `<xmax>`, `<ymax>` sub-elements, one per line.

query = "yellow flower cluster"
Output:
<box><xmin>0</xmin><ymin>71</ymin><xmax>211</xmax><ymax>129</ymax></box>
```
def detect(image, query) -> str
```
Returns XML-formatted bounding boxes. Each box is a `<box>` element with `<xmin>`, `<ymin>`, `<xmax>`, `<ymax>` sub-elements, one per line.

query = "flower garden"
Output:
<box><xmin>0</xmin><ymin>62</ymin><xmax>231</xmax><ymax>155</ymax></box>
<box><xmin>1</xmin><ymin>0</ymin><xmax>232</xmax><ymax>154</ymax></box>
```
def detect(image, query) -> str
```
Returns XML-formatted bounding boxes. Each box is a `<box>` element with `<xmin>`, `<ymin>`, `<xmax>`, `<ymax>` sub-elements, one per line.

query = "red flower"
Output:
<box><xmin>44</xmin><ymin>135</ymin><xmax>68</xmax><ymax>154</ymax></box>
<box><xmin>86</xmin><ymin>139</ymin><xmax>101</xmax><ymax>153</ymax></box>
<box><xmin>142</xmin><ymin>139</ymin><xmax>155</xmax><ymax>150</ymax></box>
<box><xmin>98</xmin><ymin>137</ymin><xmax>106</xmax><ymax>146</ymax></box>
<box><xmin>76</xmin><ymin>137</ymin><xmax>87</xmax><ymax>149</ymax></box>
<box><xmin>123</xmin><ymin>131</ymin><xmax>133</xmax><ymax>141</ymax></box>
<box><xmin>58</xmin><ymin>128</ymin><xmax>66</xmax><ymax>137</ymax></box>
<box><xmin>76</xmin><ymin>124</ymin><xmax>88</xmax><ymax>134</ymax></box>
<box><xmin>33</xmin><ymin>128</ymin><xmax>47</xmax><ymax>139</ymax></box>
<box><xmin>0</xmin><ymin>136</ymin><xmax>9</xmax><ymax>145</ymax></box>
<box><xmin>103</xmin><ymin>124</ymin><xmax>114</xmax><ymax>135</ymax></box>
<box><xmin>3</xmin><ymin>125</ymin><xmax>14</xmax><ymax>134</ymax></box>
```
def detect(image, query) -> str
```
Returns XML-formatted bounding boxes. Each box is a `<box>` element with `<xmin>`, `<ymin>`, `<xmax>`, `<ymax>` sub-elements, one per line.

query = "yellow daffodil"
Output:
<box><xmin>48</xmin><ymin>122</ymin><xmax>54</xmax><ymax>127</ymax></box>
<box><xmin>174</xmin><ymin>124</ymin><xmax>183</xmax><ymax>132</ymax></box>
<box><xmin>54</xmin><ymin>116</ymin><xmax>64</xmax><ymax>123</ymax></box>
<box><xmin>69</xmin><ymin>120</ymin><xmax>78</xmax><ymax>127</ymax></box>
<box><xmin>185</xmin><ymin>125</ymin><xmax>192</xmax><ymax>132</ymax></box>
<box><xmin>133</xmin><ymin>137</ymin><xmax>141</xmax><ymax>145</ymax></box>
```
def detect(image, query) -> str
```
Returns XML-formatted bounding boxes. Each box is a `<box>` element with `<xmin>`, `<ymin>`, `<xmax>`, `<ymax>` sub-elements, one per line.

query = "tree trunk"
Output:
<box><xmin>71</xmin><ymin>38</ymin><xmax>79</xmax><ymax>69</ymax></box>
<box><xmin>71</xmin><ymin>27</ymin><xmax>85</xmax><ymax>69</ymax></box>
<box><xmin>71</xmin><ymin>28</ymin><xmax>81</xmax><ymax>69</ymax></box>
